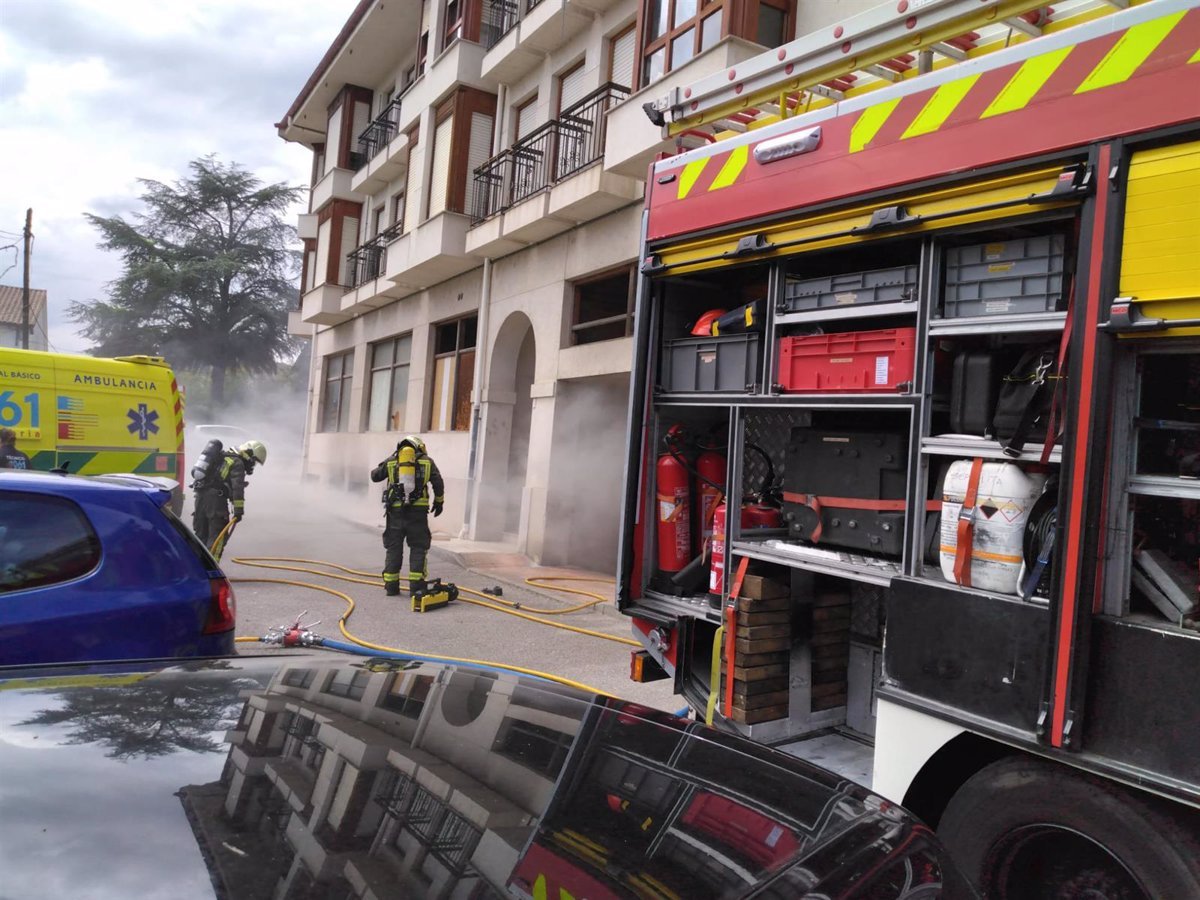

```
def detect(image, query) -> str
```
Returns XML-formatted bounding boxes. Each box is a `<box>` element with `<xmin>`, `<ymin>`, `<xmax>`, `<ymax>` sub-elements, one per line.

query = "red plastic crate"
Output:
<box><xmin>778</xmin><ymin>327</ymin><xmax>916</xmax><ymax>393</ymax></box>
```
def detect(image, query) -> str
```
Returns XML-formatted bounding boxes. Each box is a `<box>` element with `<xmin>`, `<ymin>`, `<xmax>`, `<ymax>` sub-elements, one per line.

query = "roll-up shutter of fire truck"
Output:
<box><xmin>1119</xmin><ymin>139</ymin><xmax>1200</xmax><ymax>337</ymax></box>
<box><xmin>651</xmin><ymin>164</ymin><xmax>1082</xmax><ymax>275</ymax></box>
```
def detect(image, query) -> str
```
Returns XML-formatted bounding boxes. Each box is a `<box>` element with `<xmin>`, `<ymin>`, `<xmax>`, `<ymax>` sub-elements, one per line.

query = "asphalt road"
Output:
<box><xmin>200</xmin><ymin>466</ymin><xmax>681</xmax><ymax>712</ymax></box>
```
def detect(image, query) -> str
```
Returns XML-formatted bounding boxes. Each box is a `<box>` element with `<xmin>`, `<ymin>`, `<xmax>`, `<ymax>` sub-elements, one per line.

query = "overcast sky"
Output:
<box><xmin>0</xmin><ymin>0</ymin><xmax>353</xmax><ymax>353</ymax></box>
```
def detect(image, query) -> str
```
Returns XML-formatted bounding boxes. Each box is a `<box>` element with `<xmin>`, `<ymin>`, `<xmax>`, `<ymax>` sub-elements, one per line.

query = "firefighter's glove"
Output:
<box><xmin>432</xmin><ymin>501</ymin><xmax>444</xmax><ymax>518</ymax></box>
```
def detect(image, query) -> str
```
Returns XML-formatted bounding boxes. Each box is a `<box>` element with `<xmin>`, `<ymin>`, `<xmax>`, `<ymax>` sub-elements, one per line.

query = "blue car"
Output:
<box><xmin>0</xmin><ymin>470</ymin><xmax>235</xmax><ymax>665</ymax></box>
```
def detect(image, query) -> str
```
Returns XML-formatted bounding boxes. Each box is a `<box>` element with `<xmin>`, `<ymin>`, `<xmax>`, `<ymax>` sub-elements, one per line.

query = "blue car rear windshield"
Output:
<box><xmin>0</xmin><ymin>491</ymin><xmax>101</xmax><ymax>592</ymax></box>
<box><xmin>160</xmin><ymin>506</ymin><xmax>219</xmax><ymax>570</ymax></box>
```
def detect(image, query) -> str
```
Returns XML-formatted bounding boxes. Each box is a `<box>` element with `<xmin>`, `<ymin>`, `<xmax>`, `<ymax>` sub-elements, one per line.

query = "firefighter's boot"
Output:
<box><xmin>383</xmin><ymin>572</ymin><xmax>401</xmax><ymax>597</ymax></box>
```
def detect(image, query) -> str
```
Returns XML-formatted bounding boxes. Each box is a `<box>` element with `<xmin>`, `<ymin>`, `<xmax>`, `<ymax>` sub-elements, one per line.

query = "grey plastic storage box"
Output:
<box><xmin>661</xmin><ymin>333</ymin><xmax>760</xmax><ymax>393</ymax></box>
<box><xmin>943</xmin><ymin>234</ymin><xmax>1066</xmax><ymax>317</ymax></box>
<box><xmin>783</xmin><ymin>264</ymin><xmax>918</xmax><ymax>313</ymax></box>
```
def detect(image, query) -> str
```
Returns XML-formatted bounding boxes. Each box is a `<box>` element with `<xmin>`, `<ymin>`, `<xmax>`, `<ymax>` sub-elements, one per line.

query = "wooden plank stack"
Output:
<box><xmin>811</xmin><ymin>588</ymin><xmax>851</xmax><ymax>711</ymax></box>
<box><xmin>721</xmin><ymin>573</ymin><xmax>792</xmax><ymax>724</ymax></box>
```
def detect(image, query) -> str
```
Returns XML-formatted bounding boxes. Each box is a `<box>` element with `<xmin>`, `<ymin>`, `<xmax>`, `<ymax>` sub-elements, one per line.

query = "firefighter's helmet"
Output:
<box><xmin>398</xmin><ymin>435</ymin><xmax>426</xmax><ymax>456</ymax></box>
<box><xmin>239</xmin><ymin>440</ymin><xmax>268</xmax><ymax>466</ymax></box>
<box><xmin>690</xmin><ymin>308</ymin><xmax>727</xmax><ymax>336</ymax></box>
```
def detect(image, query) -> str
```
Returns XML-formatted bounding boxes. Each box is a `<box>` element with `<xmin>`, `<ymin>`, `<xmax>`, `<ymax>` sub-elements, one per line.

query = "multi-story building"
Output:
<box><xmin>277</xmin><ymin>0</ymin><xmax>874</xmax><ymax>570</ymax></box>
<box><xmin>0</xmin><ymin>285</ymin><xmax>48</xmax><ymax>351</ymax></box>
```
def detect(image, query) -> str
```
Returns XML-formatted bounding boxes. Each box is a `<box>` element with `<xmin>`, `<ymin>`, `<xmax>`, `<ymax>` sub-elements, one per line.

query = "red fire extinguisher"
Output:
<box><xmin>709</xmin><ymin>502</ymin><xmax>784</xmax><ymax>598</ymax></box>
<box><xmin>709</xmin><ymin>502</ymin><xmax>728</xmax><ymax>595</ymax></box>
<box><xmin>695</xmin><ymin>440</ymin><xmax>726</xmax><ymax>557</ymax></box>
<box><xmin>657</xmin><ymin>427</ymin><xmax>691</xmax><ymax>574</ymax></box>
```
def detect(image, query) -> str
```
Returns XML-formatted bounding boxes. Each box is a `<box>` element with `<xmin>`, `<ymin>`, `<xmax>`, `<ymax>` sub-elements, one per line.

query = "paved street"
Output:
<box><xmin>204</xmin><ymin>465</ymin><xmax>680</xmax><ymax>712</ymax></box>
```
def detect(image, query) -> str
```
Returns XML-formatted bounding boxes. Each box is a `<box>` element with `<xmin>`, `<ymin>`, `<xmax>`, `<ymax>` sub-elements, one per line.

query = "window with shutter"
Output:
<box><xmin>315</xmin><ymin>220</ymin><xmax>332</xmax><ymax>285</ymax></box>
<box><xmin>468</xmin><ymin>113</ymin><xmax>494</xmax><ymax>219</ymax></box>
<box><xmin>325</xmin><ymin>106</ymin><xmax>343</xmax><ymax>176</ymax></box>
<box><xmin>558</xmin><ymin>62</ymin><xmax>587</xmax><ymax>114</ymax></box>
<box><xmin>338</xmin><ymin>217</ymin><xmax>359</xmax><ymax>286</ymax></box>
<box><xmin>610</xmin><ymin>26</ymin><xmax>635</xmax><ymax>90</ymax></box>
<box><xmin>427</xmin><ymin>115</ymin><xmax>454</xmax><ymax>219</ymax></box>
<box><xmin>403</xmin><ymin>132</ymin><xmax>421</xmax><ymax>233</ymax></box>
<box><xmin>515</xmin><ymin>97</ymin><xmax>538</xmax><ymax>141</ymax></box>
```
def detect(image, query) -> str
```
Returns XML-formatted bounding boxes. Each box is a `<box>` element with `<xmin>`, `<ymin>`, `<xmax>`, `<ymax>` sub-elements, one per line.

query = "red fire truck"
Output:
<box><xmin>617</xmin><ymin>0</ymin><xmax>1200</xmax><ymax>894</ymax></box>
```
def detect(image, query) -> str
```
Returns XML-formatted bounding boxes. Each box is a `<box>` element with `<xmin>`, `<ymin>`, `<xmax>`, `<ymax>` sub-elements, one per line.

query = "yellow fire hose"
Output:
<box><xmin>222</xmin><ymin>555</ymin><xmax>637</xmax><ymax>696</ymax></box>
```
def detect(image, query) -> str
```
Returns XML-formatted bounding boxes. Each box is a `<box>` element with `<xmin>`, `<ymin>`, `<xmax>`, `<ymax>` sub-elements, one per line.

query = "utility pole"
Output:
<box><xmin>21</xmin><ymin>208</ymin><xmax>32</xmax><ymax>350</ymax></box>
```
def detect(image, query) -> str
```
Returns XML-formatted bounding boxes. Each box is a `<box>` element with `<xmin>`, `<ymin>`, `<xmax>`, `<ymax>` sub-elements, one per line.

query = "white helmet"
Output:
<box><xmin>239</xmin><ymin>440</ymin><xmax>267</xmax><ymax>465</ymax></box>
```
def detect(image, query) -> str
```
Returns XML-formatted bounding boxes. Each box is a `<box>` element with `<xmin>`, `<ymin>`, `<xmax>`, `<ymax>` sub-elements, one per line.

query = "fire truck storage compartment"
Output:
<box><xmin>661</xmin><ymin>333</ymin><xmax>760</xmax><ymax>393</ymax></box>
<box><xmin>942</xmin><ymin>232</ymin><xmax>1067</xmax><ymax>318</ymax></box>
<box><xmin>782</xmin><ymin>414</ymin><xmax>910</xmax><ymax>557</ymax></box>
<box><xmin>782</xmin><ymin>264</ymin><xmax>918</xmax><ymax>313</ymax></box>
<box><xmin>778</xmin><ymin>327</ymin><xmax>916</xmax><ymax>394</ymax></box>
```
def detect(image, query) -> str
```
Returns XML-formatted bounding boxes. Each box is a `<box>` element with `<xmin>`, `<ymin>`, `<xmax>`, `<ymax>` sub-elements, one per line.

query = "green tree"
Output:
<box><xmin>70</xmin><ymin>156</ymin><xmax>303</xmax><ymax>404</ymax></box>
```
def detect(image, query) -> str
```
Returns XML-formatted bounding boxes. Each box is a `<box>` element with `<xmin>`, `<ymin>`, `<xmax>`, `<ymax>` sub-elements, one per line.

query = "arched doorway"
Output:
<box><xmin>473</xmin><ymin>312</ymin><xmax>535</xmax><ymax>543</ymax></box>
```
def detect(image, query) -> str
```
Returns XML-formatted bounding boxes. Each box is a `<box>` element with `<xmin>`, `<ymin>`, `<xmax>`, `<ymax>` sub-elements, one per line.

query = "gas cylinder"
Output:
<box><xmin>189</xmin><ymin>439</ymin><xmax>224</xmax><ymax>487</ymax></box>
<box><xmin>694</xmin><ymin>443</ymin><xmax>726</xmax><ymax>556</ymax></box>
<box><xmin>656</xmin><ymin>431</ymin><xmax>692</xmax><ymax>574</ymax></box>
<box><xmin>742</xmin><ymin>503</ymin><xmax>784</xmax><ymax>530</ymax></box>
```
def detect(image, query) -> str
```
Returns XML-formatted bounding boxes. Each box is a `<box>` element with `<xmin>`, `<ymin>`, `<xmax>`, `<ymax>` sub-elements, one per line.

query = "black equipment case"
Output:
<box><xmin>783</xmin><ymin>428</ymin><xmax>908</xmax><ymax>556</ymax></box>
<box><xmin>949</xmin><ymin>350</ymin><xmax>1003</xmax><ymax>435</ymax></box>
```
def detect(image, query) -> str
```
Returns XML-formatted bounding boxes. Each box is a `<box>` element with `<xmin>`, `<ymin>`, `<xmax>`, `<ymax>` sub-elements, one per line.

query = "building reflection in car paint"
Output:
<box><xmin>208</xmin><ymin>659</ymin><xmax>950</xmax><ymax>899</ymax></box>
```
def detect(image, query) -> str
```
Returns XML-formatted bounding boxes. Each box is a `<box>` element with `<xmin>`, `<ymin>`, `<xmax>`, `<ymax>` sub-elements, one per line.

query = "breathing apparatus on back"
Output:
<box><xmin>190</xmin><ymin>439</ymin><xmax>224</xmax><ymax>489</ymax></box>
<box><xmin>382</xmin><ymin>437</ymin><xmax>425</xmax><ymax>509</ymax></box>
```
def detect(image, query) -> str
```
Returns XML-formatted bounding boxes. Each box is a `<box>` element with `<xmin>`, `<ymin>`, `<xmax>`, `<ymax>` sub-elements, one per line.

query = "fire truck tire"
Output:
<box><xmin>937</xmin><ymin>756</ymin><xmax>1200</xmax><ymax>899</ymax></box>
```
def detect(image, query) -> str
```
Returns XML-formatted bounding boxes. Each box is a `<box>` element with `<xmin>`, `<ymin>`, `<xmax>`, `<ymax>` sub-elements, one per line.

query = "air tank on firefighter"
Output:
<box><xmin>189</xmin><ymin>439</ymin><xmax>224</xmax><ymax>485</ymax></box>
<box><xmin>656</xmin><ymin>426</ymin><xmax>691</xmax><ymax>574</ymax></box>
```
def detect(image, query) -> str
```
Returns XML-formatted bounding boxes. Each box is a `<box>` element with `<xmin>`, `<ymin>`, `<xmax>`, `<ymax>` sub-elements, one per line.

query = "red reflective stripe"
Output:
<box><xmin>953</xmin><ymin>457</ymin><xmax>985</xmax><ymax>588</ymax></box>
<box><xmin>1052</xmin><ymin>143</ymin><xmax>1111</xmax><ymax>748</ymax></box>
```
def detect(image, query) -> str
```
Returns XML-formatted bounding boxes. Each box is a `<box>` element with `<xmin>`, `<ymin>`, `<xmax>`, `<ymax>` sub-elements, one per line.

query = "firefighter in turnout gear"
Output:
<box><xmin>192</xmin><ymin>440</ymin><xmax>267</xmax><ymax>548</ymax></box>
<box><xmin>371</xmin><ymin>436</ymin><xmax>444</xmax><ymax>596</ymax></box>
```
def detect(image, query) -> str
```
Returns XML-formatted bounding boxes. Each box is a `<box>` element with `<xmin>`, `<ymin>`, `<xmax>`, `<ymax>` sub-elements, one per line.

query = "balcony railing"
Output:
<box><xmin>469</xmin><ymin>82</ymin><xmax>630</xmax><ymax>224</ymax></box>
<box><xmin>347</xmin><ymin>221</ymin><xmax>404</xmax><ymax>289</ymax></box>
<box><xmin>355</xmin><ymin>98</ymin><xmax>403</xmax><ymax>169</ymax></box>
<box><xmin>481</xmin><ymin>0</ymin><xmax>519</xmax><ymax>49</ymax></box>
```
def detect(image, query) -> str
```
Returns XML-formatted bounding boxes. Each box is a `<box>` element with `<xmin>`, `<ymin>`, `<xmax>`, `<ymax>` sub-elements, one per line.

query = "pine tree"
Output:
<box><xmin>70</xmin><ymin>156</ymin><xmax>303</xmax><ymax>404</ymax></box>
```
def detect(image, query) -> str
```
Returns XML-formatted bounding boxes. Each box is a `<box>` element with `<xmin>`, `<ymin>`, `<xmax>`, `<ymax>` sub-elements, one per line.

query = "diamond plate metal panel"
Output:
<box><xmin>743</xmin><ymin>409</ymin><xmax>811</xmax><ymax>497</ymax></box>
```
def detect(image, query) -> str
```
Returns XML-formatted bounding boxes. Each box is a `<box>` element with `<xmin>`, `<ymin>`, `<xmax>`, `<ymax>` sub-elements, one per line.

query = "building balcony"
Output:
<box><xmin>341</xmin><ymin>224</ymin><xmax>417</xmax><ymax>314</ymax></box>
<box><xmin>481</xmin><ymin>0</ymin><xmax>619</xmax><ymax>82</ymax></box>
<box><xmin>351</xmin><ymin>99</ymin><xmax>409</xmax><ymax>196</ymax></box>
<box><xmin>300</xmin><ymin>282</ymin><xmax>351</xmax><ymax>326</ymax></box>
<box><xmin>466</xmin><ymin>84</ymin><xmax>635</xmax><ymax>255</ymax></box>
<box><xmin>310</xmin><ymin>166</ymin><xmax>363</xmax><ymax>213</ymax></box>
<box><xmin>287</xmin><ymin>307</ymin><xmax>310</xmax><ymax>337</ymax></box>
<box><xmin>604</xmin><ymin>37</ymin><xmax>767</xmax><ymax>179</ymax></box>
<box><xmin>384</xmin><ymin>212</ymin><xmax>477</xmax><ymax>291</ymax></box>
<box><xmin>397</xmin><ymin>39</ymin><xmax>493</xmax><ymax>134</ymax></box>
<box><xmin>297</xmin><ymin>213</ymin><xmax>319</xmax><ymax>240</ymax></box>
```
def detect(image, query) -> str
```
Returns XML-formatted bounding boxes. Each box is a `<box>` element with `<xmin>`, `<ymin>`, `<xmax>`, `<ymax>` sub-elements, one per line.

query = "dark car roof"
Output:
<box><xmin>0</xmin><ymin>469</ymin><xmax>175</xmax><ymax>502</ymax></box>
<box><xmin>0</xmin><ymin>653</ymin><xmax>970</xmax><ymax>899</ymax></box>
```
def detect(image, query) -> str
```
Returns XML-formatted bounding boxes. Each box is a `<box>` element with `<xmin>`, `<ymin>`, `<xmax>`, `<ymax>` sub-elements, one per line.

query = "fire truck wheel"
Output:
<box><xmin>937</xmin><ymin>756</ymin><xmax>1200</xmax><ymax>899</ymax></box>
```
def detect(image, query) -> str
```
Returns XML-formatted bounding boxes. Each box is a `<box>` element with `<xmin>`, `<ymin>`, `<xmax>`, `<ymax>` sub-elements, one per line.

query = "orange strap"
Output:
<box><xmin>724</xmin><ymin>556</ymin><xmax>749</xmax><ymax>718</ymax></box>
<box><xmin>782</xmin><ymin>492</ymin><xmax>940</xmax><ymax>544</ymax></box>
<box><xmin>953</xmin><ymin>457</ymin><xmax>986</xmax><ymax>587</ymax></box>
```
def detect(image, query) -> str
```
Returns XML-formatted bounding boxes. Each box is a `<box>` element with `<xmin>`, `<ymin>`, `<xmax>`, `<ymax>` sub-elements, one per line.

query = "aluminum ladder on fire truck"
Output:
<box><xmin>646</xmin><ymin>0</ymin><xmax>1141</xmax><ymax>144</ymax></box>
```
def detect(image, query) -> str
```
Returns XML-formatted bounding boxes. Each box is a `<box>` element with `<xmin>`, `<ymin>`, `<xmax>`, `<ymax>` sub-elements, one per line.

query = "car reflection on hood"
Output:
<box><xmin>0</xmin><ymin>654</ymin><xmax>973</xmax><ymax>899</ymax></box>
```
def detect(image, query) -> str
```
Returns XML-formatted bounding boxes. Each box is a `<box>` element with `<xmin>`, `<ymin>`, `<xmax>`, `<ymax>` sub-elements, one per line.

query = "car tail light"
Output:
<box><xmin>204</xmin><ymin>577</ymin><xmax>236</xmax><ymax>634</ymax></box>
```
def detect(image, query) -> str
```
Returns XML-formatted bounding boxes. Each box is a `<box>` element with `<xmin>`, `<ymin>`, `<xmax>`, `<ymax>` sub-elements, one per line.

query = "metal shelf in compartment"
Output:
<box><xmin>922</xmin><ymin>435</ymin><xmax>1063</xmax><ymax>464</ymax></box>
<box><xmin>732</xmin><ymin>539</ymin><xmax>902</xmax><ymax>587</ymax></box>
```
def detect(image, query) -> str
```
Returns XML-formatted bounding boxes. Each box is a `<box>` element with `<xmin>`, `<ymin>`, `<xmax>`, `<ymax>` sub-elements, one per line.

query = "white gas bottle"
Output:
<box><xmin>940</xmin><ymin>460</ymin><xmax>1047</xmax><ymax>595</ymax></box>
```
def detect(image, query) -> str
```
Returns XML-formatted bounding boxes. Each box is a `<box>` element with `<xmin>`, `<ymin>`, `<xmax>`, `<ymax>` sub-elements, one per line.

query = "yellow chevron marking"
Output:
<box><xmin>981</xmin><ymin>46</ymin><xmax>1074</xmax><ymax>119</ymax></box>
<box><xmin>849</xmin><ymin>97</ymin><xmax>901</xmax><ymax>153</ymax></box>
<box><xmin>708</xmin><ymin>145</ymin><xmax>749</xmax><ymax>191</ymax></box>
<box><xmin>902</xmin><ymin>75</ymin><xmax>981</xmax><ymax>140</ymax></box>
<box><xmin>1190</xmin><ymin>46</ymin><xmax>1200</xmax><ymax>63</ymax></box>
<box><xmin>1076</xmin><ymin>12</ymin><xmax>1185</xmax><ymax>93</ymax></box>
<box><xmin>677</xmin><ymin>158</ymin><xmax>710</xmax><ymax>200</ymax></box>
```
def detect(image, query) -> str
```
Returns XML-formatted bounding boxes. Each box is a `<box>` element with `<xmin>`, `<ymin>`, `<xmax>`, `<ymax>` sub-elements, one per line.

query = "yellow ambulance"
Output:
<box><xmin>0</xmin><ymin>348</ymin><xmax>185</xmax><ymax>486</ymax></box>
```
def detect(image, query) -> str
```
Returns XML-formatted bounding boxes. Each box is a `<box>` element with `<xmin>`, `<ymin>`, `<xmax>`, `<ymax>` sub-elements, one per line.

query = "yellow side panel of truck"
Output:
<box><xmin>1120</xmin><ymin>139</ymin><xmax>1200</xmax><ymax>336</ymax></box>
<box><xmin>0</xmin><ymin>348</ymin><xmax>184</xmax><ymax>478</ymax></box>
